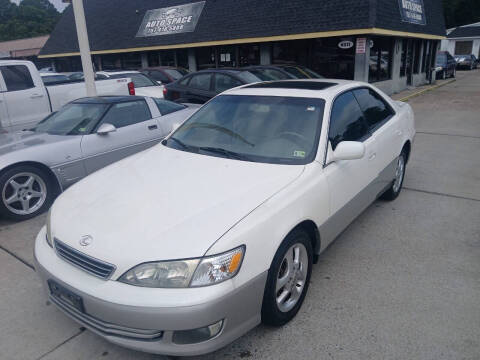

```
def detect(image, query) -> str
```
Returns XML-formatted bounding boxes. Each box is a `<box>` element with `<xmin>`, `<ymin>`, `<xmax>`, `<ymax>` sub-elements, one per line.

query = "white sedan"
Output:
<box><xmin>34</xmin><ymin>80</ymin><xmax>415</xmax><ymax>356</ymax></box>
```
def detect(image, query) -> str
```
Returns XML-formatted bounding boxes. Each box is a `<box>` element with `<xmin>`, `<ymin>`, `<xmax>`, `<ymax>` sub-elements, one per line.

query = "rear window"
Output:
<box><xmin>0</xmin><ymin>65</ymin><xmax>34</xmax><ymax>91</ymax></box>
<box><xmin>189</xmin><ymin>74</ymin><xmax>211</xmax><ymax>90</ymax></box>
<box><xmin>164</xmin><ymin>69</ymin><xmax>188</xmax><ymax>80</ymax></box>
<box><xmin>153</xmin><ymin>98</ymin><xmax>186</xmax><ymax>115</ymax></box>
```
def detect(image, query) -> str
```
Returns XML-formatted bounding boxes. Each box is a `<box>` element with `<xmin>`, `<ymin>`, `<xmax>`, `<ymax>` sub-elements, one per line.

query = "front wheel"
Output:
<box><xmin>0</xmin><ymin>165</ymin><xmax>54</xmax><ymax>221</ymax></box>
<box><xmin>381</xmin><ymin>151</ymin><xmax>407</xmax><ymax>201</ymax></box>
<box><xmin>261</xmin><ymin>228</ymin><xmax>313</xmax><ymax>326</ymax></box>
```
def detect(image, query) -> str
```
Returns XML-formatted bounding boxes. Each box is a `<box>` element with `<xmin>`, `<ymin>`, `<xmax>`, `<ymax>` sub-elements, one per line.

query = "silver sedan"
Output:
<box><xmin>0</xmin><ymin>95</ymin><xmax>199</xmax><ymax>220</ymax></box>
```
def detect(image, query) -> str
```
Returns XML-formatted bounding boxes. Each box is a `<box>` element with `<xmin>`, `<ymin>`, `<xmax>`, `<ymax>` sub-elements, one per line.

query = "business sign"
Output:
<box><xmin>398</xmin><ymin>0</ymin><xmax>426</xmax><ymax>25</ymax></box>
<box><xmin>356</xmin><ymin>38</ymin><xmax>367</xmax><ymax>54</ymax></box>
<box><xmin>338</xmin><ymin>40</ymin><xmax>354</xmax><ymax>50</ymax></box>
<box><xmin>136</xmin><ymin>1</ymin><xmax>206</xmax><ymax>37</ymax></box>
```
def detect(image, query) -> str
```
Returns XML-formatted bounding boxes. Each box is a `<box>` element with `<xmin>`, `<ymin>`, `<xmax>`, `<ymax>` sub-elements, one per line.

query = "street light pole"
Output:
<box><xmin>68</xmin><ymin>0</ymin><xmax>97</xmax><ymax>96</ymax></box>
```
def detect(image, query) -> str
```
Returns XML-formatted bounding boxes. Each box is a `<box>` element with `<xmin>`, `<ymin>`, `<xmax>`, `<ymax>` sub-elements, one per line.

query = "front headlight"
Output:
<box><xmin>46</xmin><ymin>208</ymin><xmax>53</xmax><ymax>248</ymax></box>
<box><xmin>119</xmin><ymin>246</ymin><xmax>245</xmax><ymax>288</ymax></box>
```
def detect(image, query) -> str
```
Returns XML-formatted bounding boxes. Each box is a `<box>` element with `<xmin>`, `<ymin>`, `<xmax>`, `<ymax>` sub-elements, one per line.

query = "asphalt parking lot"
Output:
<box><xmin>1</xmin><ymin>71</ymin><xmax>479</xmax><ymax>360</ymax></box>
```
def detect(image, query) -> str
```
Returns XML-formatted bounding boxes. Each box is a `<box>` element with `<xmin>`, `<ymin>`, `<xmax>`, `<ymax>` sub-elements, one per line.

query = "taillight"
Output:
<box><xmin>163</xmin><ymin>87</ymin><xmax>168</xmax><ymax>97</ymax></box>
<box><xmin>128</xmin><ymin>81</ymin><xmax>135</xmax><ymax>95</ymax></box>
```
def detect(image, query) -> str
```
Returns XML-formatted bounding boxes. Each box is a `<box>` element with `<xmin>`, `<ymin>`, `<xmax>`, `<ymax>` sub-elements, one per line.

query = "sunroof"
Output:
<box><xmin>245</xmin><ymin>81</ymin><xmax>337</xmax><ymax>90</ymax></box>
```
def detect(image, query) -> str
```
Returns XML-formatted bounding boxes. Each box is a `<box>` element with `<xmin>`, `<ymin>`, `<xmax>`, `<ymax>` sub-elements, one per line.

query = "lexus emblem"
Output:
<box><xmin>79</xmin><ymin>235</ymin><xmax>93</xmax><ymax>247</ymax></box>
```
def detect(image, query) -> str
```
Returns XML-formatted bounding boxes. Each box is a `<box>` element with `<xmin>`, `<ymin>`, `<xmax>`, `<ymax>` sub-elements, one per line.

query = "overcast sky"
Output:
<box><xmin>12</xmin><ymin>0</ymin><xmax>68</xmax><ymax>12</ymax></box>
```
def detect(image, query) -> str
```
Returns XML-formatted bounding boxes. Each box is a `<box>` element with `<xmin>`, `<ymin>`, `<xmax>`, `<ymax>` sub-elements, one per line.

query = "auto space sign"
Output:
<box><xmin>398</xmin><ymin>0</ymin><xmax>426</xmax><ymax>25</ymax></box>
<box><xmin>136</xmin><ymin>1</ymin><xmax>206</xmax><ymax>37</ymax></box>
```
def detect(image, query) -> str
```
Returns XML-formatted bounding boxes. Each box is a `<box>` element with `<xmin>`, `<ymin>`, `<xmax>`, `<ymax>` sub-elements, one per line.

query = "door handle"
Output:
<box><xmin>368</xmin><ymin>153</ymin><xmax>376</xmax><ymax>161</ymax></box>
<box><xmin>148</xmin><ymin>125</ymin><xmax>158</xmax><ymax>130</ymax></box>
<box><xmin>30</xmin><ymin>94</ymin><xmax>44</xmax><ymax>99</ymax></box>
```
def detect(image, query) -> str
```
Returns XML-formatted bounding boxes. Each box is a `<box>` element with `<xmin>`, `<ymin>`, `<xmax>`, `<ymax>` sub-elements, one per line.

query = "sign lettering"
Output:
<box><xmin>398</xmin><ymin>0</ymin><xmax>426</xmax><ymax>25</ymax></box>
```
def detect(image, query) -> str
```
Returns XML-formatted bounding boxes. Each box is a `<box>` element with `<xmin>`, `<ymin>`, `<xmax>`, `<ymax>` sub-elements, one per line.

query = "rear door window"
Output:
<box><xmin>0</xmin><ymin>65</ymin><xmax>35</xmax><ymax>91</ymax></box>
<box><xmin>352</xmin><ymin>88</ymin><xmax>395</xmax><ymax>131</ymax></box>
<box><xmin>329</xmin><ymin>91</ymin><xmax>369</xmax><ymax>150</ymax></box>
<box><xmin>153</xmin><ymin>98</ymin><xmax>187</xmax><ymax>115</ymax></box>
<box><xmin>214</xmin><ymin>74</ymin><xmax>242</xmax><ymax>93</ymax></box>
<box><xmin>100</xmin><ymin>100</ymin><xmax>151</xmax><ymax>129</ymax></box>
<box><xmin>188</xmin><ymin>74</ymin><xmax>212</xmax><ymax>91</ymax></box>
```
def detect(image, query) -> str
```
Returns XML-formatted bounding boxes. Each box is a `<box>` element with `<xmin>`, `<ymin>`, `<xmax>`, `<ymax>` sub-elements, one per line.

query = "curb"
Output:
<box><xmin>398</xmin><ymin>78</ymin><xmax>456</xmax><ymax>102</ymax></box>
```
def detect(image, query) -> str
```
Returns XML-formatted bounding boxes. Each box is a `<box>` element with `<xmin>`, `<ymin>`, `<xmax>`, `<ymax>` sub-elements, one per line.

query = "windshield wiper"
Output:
<box><xmin>197</xmin><ymin>146</ymin><xmax>250</xmax><ymax>161</ymax></box>
<box><xmin>167</xmin><ymin>136</ymin><xmax>196</xmax><ymax>151</ymax></box>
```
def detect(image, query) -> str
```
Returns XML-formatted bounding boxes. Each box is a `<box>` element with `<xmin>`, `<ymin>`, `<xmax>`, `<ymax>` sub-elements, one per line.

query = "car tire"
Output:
<box><xmin>381</xmin><ymin>150</ymin><xmax>407</xmax><ymax>201</ymax></box>
<box><xmin>0</xmin><ymin>165</ymin><xmax>55</xmax><ymax>221</ymax></box>
<box><xmin>261</xmin><ymin>228</ymin><xmax>313</xmax><ymax>327</ymax></box>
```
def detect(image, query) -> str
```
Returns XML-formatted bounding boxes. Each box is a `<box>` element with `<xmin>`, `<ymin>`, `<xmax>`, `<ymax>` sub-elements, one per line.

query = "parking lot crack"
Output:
<box><xmin>35</xmin><ymin>327</ymin><xmax>86</xmax><ymax>360</ymax></box>
<box><xmin>0</xmin><ymin>245</ymin><xmax>34</xmax><ymax>270</ymax></box>
<box><xmin>404</xmin><ymin>187</ymin><xmax>480</xmax><ymax>202</ymax></box>
<box><xmin>416</xmin><ymin>131</ymin><xmax>480</xmax><ymax>140</ymax></box>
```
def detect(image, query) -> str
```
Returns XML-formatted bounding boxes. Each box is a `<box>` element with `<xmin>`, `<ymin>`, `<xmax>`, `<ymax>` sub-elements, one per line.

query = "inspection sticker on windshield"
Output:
<box><xmin>293</xmin><ymin>150</ymin><xmax>306</xmax><ymax>158</ymax></box>
<box><xmin>307</xmin><ymin>106</ymin><xmax>316</xmax><ymax>111</ymax></box>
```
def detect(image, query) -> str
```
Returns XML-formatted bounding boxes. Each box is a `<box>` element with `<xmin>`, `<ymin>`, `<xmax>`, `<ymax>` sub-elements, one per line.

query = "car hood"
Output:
<box><xmin>0</xmin><ymin>131</ymin><xmax>63</xmax><ymax>156</ymax></box>
<box><xmin>51</xmin><ymin>145</ymin><xmax>304</xmax><ymax>276</ymax></box>
<box><xmin>135</xmin><ymin>85</ymin><xmax>165</xmax><ymax>98</ymax></box>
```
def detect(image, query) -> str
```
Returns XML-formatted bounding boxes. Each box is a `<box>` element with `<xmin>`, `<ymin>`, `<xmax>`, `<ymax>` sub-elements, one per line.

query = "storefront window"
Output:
<box><xmin>413</xmin><ymin>40</ymin><xmax>421</xmax><ymax>74</ymax></box>
<box><xmin>122</xmin><ymin>52</ymin><xmax>141</xmax><ymax>70</ymax></box>
<box><xmin>455</xmin><ymin>41</ymin><xmax>473</xmax><ymax>55</ymax></box>
<box><xmin>369</xmin><ymin>37</ymin><xmax>393</xmax><ymax>83</ymax></box>
<box><xmin>177</xmin><ymin>49</ymin><xmax>189</xmax><ymax>69</ymax></box>
<box><xmin>400</xmin><ymin>39</ymin><xmax>408</xmax><ymax>77</ymax></box>
<box><xmin>100</xmin><ymin>54</ymin><xmax>122</xmax><ymax>70</ymax></box>
<box><xmin>147</xmin><ymin>51</ymin><xmax>160</xmax><ymax>67</ymax></box>
<box><xmin>421</xmin><ymin>41</ymin><xmax>429</xmax><ymax>73</ymax></box>
<box><xmin>238</xmin><ymin>44</ymin><xmax>260</xmax><ymax>66</ymax></box>
<box><xmin>161</xmin><ymin>50</ymin><xmax>176</xmax><ymax>67</ymax></box>
<box><xmin>196</xmin><ymin>47</ymin><xmax>216</xmax><ymax>70</ymax></box>
<box><xmin>218</xmin><ymin>46</ymin><xmax>236</xmax><ymax>67</ymax></box>
<box><xmin>273</xmin><ymin>40</ymin><xmax>310</xmax><ymax>65</ymax></box>
<box><xmin>311</xmin><ymin>37</ymin><xmax>355</xmax><ymax>79</ymax></box>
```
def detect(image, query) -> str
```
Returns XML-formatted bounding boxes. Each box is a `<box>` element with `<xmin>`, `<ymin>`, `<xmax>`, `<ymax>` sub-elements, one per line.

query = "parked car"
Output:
<box><xmin>435</xmin><ymin>51</ymin><xmax>456</xmax><ymax>79</ymax></box>
<box><xmin>96</xmin><ymin>71</ymin><xmax>165</xmax><ymax>98</ymax></box>
<box><xmin>273</xmin><ymin>64</ymin><xmax>323</xmax><ymax>79</ymax></box>
<box><xmin>140</xmin><ymin>66</ymin><xmax>189</xmax><ymax>85</ymax></box>
<box><xmin>0</xmin><ymin>60</ymin><xmax>135</xmax><ymax>132</ymax></box>
<box><xmin>0</xmin><ymin>96</ymin><xmax>198</xmax><ymax>220</ymax></box>
<box><xmin>454</xmin><ymin>54</ymin><xmax>478</xmax><ymax>70</ymax></box>
<box><xmin>40</xmin><ymin>72</ymin><xmax>71</xmax><ymax>85</ymax></box>
<box><xmin>35</xmin><ymin>79</ymin><xmax>415</xmax><ymax>356</ymax></box>
<box><xmin>163</xmin><ymin>69</ymin><xmax>261</xmax><ymax>103</ymax></box>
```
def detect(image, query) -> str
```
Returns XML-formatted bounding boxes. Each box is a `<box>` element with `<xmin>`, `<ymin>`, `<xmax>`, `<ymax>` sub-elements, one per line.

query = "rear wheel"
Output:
<box><xmin>0</xmin><ymin>165</ymin><xmax>55</xmax><ymax>221</ymax></box>
<box><xmin>381</xmin><ymin>151</ymin><xmax>406</xmax><ymax>201</ymax></box>
<box><xmin>262</xmin><ymin>228</ymin><xmax>313</xmax><ymax>326</ymax></box>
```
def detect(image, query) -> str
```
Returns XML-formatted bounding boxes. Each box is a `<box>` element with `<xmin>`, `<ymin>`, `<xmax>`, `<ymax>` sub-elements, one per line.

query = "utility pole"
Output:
<box><xmin>64</xmin><ymin>0</ymin><xmax>97</xmax><ymax>96</ymax></box>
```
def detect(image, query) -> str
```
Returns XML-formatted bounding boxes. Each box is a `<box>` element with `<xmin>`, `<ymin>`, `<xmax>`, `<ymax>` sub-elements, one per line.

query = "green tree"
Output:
<box><xmin>0</xmin><ymin>0</ymin><xmax>61</xmax><ymax>41</ymax></box>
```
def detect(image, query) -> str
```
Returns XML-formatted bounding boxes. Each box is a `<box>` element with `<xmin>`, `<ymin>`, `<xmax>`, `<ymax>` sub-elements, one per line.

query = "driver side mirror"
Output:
<box><xmin>97</xmin><ymin>123</ymin><xmax>116</xmax><ymax>135</ymax></box>
<box><xmin>330</xmin><ymin>141</ymin><xmax>365</xmax><ymax>162</ymax></box>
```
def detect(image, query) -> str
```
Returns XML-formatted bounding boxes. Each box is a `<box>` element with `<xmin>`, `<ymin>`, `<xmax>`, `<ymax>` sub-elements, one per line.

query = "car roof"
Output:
<box><xmin>189</xmin><ymin>69</ymin><xmax>250</xmax><ymax>75</ymax></box>
<box><xmin>98</xmin><ymin>71</ymin><xmax>140</xmax><ymax>76</ymax></box>
<box><xmin>222</xmin><ymin>79</ymin><xmax>365</xmax><ymax>100</ymax></box>
<box><xmin>71</xmin><ymin>95</ymin><xmax>146</xmax><ymax>104</ymax></box>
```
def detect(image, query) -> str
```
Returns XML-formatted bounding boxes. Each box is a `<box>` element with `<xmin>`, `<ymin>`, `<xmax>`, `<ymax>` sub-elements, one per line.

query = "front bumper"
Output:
<box><xmin>34</xmin><ymin>227</ymin><xmax>267</xmax><ymax>356</ymax></box>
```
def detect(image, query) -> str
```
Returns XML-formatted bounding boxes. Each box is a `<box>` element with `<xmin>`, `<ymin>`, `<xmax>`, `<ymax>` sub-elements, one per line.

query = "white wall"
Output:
<box><xmin>441</xmin><ymin>38</ymin><xmax>480</xmax><ymax>57</ymax></box>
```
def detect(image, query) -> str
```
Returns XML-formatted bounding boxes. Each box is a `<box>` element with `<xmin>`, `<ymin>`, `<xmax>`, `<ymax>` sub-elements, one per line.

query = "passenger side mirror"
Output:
<box><xmin>331</xmin><ymin>141</ymin><xmax>365</xmax><ymax>161</ymax></box>
<box><xmin>97</xmin><ymin>123</ymin><xmax>116</xmax><ymax>135</ymax></box>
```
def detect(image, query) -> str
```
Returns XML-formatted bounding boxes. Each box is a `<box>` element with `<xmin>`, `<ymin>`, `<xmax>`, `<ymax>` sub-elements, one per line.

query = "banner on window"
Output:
<box><xmin>136</xmin><ymin>1</ymin><xmax>206</xmax><ymax>37</ymax></box>
<box><xmin>398</xmin><ymin>0</ymin><xmax>426</xmax><ymax>25</ymax></box>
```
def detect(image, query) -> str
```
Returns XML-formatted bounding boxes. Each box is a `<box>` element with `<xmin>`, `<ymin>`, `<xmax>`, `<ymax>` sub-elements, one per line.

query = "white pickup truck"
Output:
<box><xmin>0</xmin><ymin>60</ymin><xmax>134</xmax><ymax>132</ymax></box>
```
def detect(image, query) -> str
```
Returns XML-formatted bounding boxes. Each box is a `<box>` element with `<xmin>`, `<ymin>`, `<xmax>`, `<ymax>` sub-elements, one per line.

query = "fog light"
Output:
<box><xmin>172</xmin><ymin>320</ymin><xmax>224</xmax><ymax>345</ymax></box>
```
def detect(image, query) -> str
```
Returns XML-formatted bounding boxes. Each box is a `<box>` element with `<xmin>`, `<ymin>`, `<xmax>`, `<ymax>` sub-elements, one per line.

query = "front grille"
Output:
<box><xmin>50</xmin><ymin>295</ymin><xmax>163</xmax><ymax>341</ymax></box>
<box><xmin>54</xmin><ymin>239</ymin><xmax>116</xmax><ymax>280</ymax></box>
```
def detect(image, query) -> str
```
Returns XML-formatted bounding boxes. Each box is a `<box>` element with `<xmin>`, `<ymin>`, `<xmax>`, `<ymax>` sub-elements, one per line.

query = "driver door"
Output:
<box><xmin>80</xmin><ymin>99</ymin><xmax>162</xmax><ymax>174</ymax></box>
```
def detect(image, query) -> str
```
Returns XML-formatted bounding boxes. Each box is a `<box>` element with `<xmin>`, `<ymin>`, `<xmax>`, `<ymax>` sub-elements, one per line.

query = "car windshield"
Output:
<box><xmin>235</xmin><ymin>71</ymin><xmax>262</xmax><ymax>83</ymax></box>
<box><xmin>299</xmin><ymin>67</ymin><xmax>323</xmax><ymax>78</ymax></box>
<box><xmin>248</xmin><ymin>69</ymin><xmax>292</xmax><ymax>81</ymax></box>
<box><xmin>281</xmin><ymin>67</ymin><xmax>310</xmax><ymax>79</ymax></box>
<box><xmin>110</xmin><ymin>73</ymin><xmax>157</xmax><ymax>87</ymax></box>
<box><xmin>165</xmin><ymin>95</ymin><xmax>325</xmax><ymax>165</ymax></box>
<box><xmin>164</xmin><ymin>68</ymin><xmax>188</xmax><ymax>79</ymax></box>
<box><xmin>33</xmin><ymin>103</ymin><xmax>108</xmax><ymax>135</ymax></box>
<box><xmin>436</xmin><ymin>54</ymin><xmax>447</xmax><ymax>65</ymax></box>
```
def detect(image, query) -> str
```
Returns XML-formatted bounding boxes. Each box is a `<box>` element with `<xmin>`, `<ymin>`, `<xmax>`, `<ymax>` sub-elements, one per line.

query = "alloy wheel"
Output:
<box><xmin>1</xmin><ymin>172</ymin><xmax>47</xmax><ymax>216</ymax></box>
<box><xmin>393</xmin><ymin>155</ymin><xmax>405</xmax><ymax>193</ymax></box>
<box><xmin>276</xmin><ymin>243</ymin><xmax>309</xmax><ymax>313</ymax></box>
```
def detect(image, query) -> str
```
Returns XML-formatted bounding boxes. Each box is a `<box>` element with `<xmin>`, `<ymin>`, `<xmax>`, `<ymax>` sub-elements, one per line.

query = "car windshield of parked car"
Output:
<box><xmin>166</xmin><ymin>95</ymin><xmax>324</xmax><ymax>165</ymax></box>
<box><xmin>300</xmin><ymin>67</ymin><xmax>323</xmax><ymax>78</ymax></box>
<box><xmin>235</xmin><ymin>71</ymin><xmax>262</xmax><ymax>83</ymax></box>
<box><xmin>164</xmin><ymin>69</ymin><xmax>188</xmax><ymax>79</ymax></box>
<box><xmin>248</xmin><ymin>69</ymin><xmax>292</xmax><ymax>81</ymax></box>
<box><xmin>33</xmin><ymin>103</ymin><xmax>108</xmax><ymax>135</ymax></box>
<box><xmin>436</xmin><ymin>54</ymin><xmax>447</xmax><ymax>65</ymax></box>
<box><xmin>110</xmin><ymin>73</ymin><xmax>157</xmax><ymax>88</ymax></box>
<box><xmin>281</xmin><ymin>66</ymin><xmax>310</xmax><ymax>79</ymax></box>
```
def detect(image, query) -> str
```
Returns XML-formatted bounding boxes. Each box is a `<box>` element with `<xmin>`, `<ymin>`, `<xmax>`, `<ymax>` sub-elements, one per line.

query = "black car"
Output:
<box><xmin>140</xmin><ymin>66</ymin><xmax>189</xmax><ymax>85</ymax></box>
<box><xmin>163</xmin><ymin>69</ymin><xmax>261</xmax><ymax>104</ymax></box>
<box><xmin>435</xmin><ymin>51</ymin><xmax>456</xmax><ymax>79</ymax></box>
<box><xmin>454</xmin><ymin>54</ymin><xmax>478</xmax><ymax>70</ymax></box>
